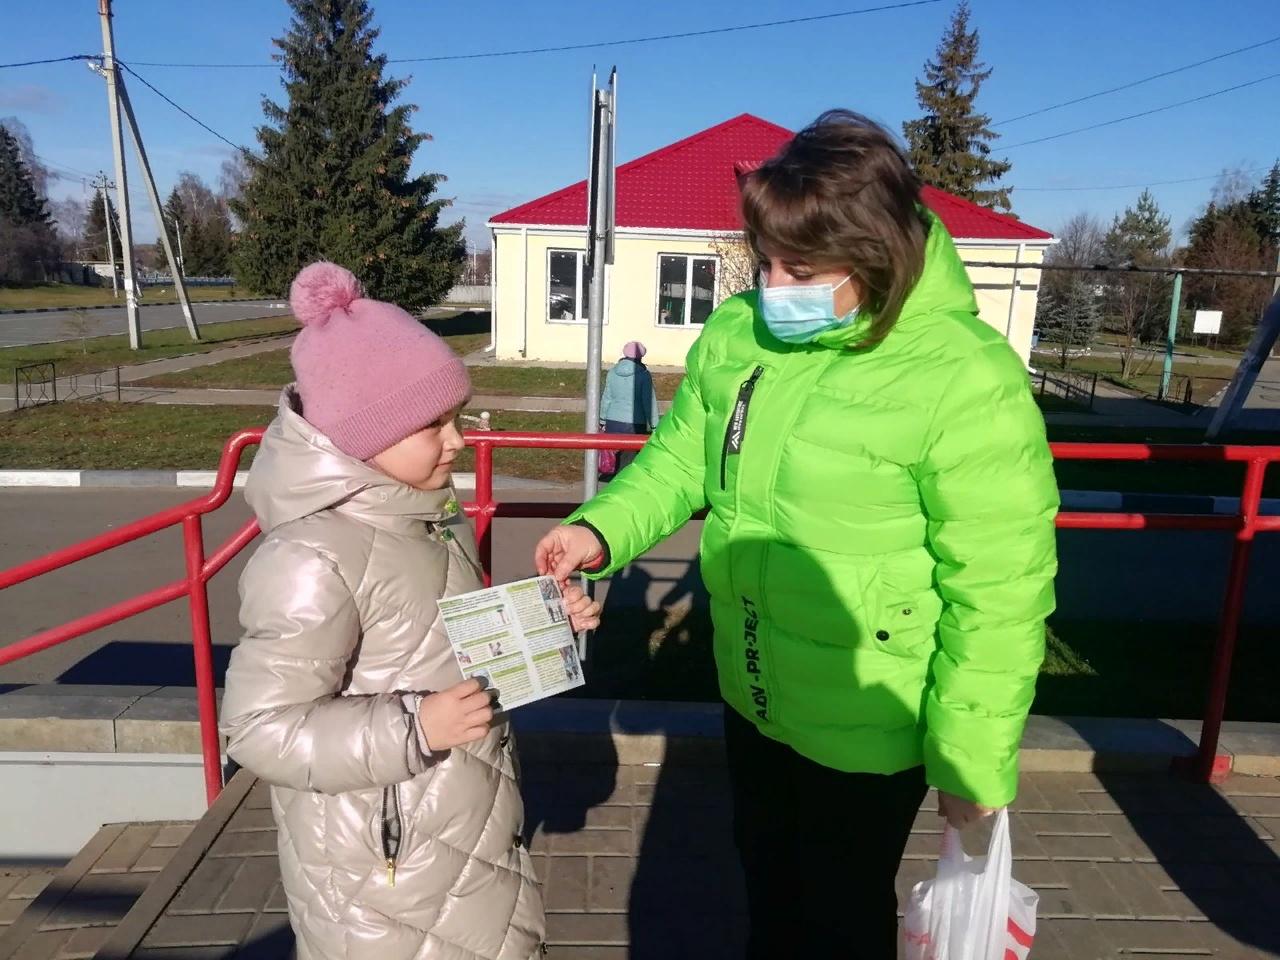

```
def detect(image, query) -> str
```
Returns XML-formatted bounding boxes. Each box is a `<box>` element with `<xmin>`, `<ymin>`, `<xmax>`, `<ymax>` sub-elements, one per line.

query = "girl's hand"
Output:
<box><xmin>535</xmin><ymin>525</ymin><xmax>604</xmax><ymax>582</ymax></box>
<box><xmin>417</xmin><ymin>679</ymin><xmax>494</xmax><ymax>752</ymax></box>
<box><xmin>560</xmin><ymin>581</ymin><xmax>603</xmax><ymax>633</ymax></box>
<box><xmin>938</xmin><ymin>791</ymin><xmax>997</xmax><ymax>830</ymax></box>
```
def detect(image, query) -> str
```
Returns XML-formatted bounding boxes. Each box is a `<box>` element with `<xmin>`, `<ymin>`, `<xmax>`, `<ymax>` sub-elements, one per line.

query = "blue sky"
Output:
<box><xmin>2</xmin><ymin>0</ymin><xmax>1277</xmax><ymax>250</ymax></box>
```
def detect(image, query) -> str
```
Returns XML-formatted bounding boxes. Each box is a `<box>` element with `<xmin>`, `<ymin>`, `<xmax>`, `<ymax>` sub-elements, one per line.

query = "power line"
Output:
<box><xmin>124</xmin><ymin>0</ymin><xmax>943</xmax><ymax>68</ymax></box>
<box><xmin>1014</xmin><ymin>165</ymin><xmax>1273</xmax><ymax>193</ymax></box>
<box><xmin>117</xmin><ymin>62</ymin><xmax>246</xmax><ymax>152</ymax></box>
<box><xmin>34</xmin><ymin>153</ymin><xmax>96</xmax><ymax>179</ymax></box>
<box><xmin>1001</xmin><ymin>71</ymin><xmax>1280</xmax><ymax>151</ymax></box>
<box><xmin>0</xmin><ymin>54</ymin><xmax>95</xmax><ymax>70</ymax></box>
<box><xmin>994</xmin><ymin>34</ymin><xmax>1280</xmax><ymax>126</ymax></box>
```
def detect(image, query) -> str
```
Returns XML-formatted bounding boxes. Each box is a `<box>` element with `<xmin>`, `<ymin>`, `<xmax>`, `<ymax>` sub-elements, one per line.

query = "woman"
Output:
<box><xmin>599</xmin><ymin>340</ymin><xmax>661</xmax><ymax>477</ymax></box>
<box><xmin>535</xmin><ymin>111</ymin><xmax>1058</xmax><ymax>957</ymax></box>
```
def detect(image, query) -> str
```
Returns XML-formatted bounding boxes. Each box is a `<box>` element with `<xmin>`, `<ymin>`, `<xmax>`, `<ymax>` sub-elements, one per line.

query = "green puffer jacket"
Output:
<box><xmin>569</xmin><ymin>216</ymin><xmax>1059</xmax><ymax>807</ymax></box>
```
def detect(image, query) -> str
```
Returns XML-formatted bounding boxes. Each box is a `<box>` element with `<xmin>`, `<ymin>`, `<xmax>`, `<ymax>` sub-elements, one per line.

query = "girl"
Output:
<box><xmin>536</xmin><ymin>111</ymin><xmax>1059</xmax><ymax>957</ymax></box>
<box><xmin>221</xmin><ymin>261</ymin><xmax>600</xmax><ymax>960</ymax></box>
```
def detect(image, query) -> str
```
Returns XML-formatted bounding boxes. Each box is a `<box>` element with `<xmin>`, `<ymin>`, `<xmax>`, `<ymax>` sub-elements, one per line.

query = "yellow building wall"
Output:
<box><xmin>956</xmin><ymin>242</ymin><xmax>1046</xmax><ymax>364</ymax></box>
<box><xmin>493</xmin><ymin>229</ymin><xmax>1049</xmax><ymax>368</ymax></box>
<box><xmin>494</xmin><ymin>229</ymin><xmax>723</xmax><ymax>368</ymax></box>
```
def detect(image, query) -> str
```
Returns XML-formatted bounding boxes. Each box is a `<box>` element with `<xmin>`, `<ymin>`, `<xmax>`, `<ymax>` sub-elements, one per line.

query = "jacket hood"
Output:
<box><xmin>611</xmin><ymin>357</ymin><xmax>640</xmax><ymax>377</ymax></box>
<box><xmin>809</xmin><ymin>210</ymin><xmax>980</xmax><ymax>349</ymax></box>
<box><xmin>245</xmin><ymin>388</ymin><xmax>455</xmax><ymax>535</ymax></box>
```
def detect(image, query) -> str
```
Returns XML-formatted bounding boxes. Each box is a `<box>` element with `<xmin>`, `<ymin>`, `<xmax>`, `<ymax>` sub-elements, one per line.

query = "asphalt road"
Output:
<box><xmin>0</xmin><ymin>300</ymin><xmax>290</xmax><ymax>348</ymax></box>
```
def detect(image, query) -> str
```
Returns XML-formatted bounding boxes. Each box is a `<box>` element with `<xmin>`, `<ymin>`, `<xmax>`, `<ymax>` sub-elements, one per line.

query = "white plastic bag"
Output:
<box><xmin>903</xmin><ymin>808</ymin><xmax>1038</xmax><ymax>960</ymax></box>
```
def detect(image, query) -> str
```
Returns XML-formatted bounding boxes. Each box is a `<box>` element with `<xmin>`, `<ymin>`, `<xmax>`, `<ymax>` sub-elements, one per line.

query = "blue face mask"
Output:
<box><xmin>759</xmin><ymin>272</ymin><xmax>858</xmax><ymax>344</ymax></box>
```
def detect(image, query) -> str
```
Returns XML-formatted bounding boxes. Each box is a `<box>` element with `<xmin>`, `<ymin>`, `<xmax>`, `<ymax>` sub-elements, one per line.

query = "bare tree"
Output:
<box><xmin>709</xmin><ymin>234</ymin><xmax>757</xmax><ymax>302</ymax></box>
<box><xmin>1041</xmin><ymin>211</ymin><xmax>1105</xmax><ymax>305</ymax></box>
<box><xmin>61</xmin><ymin>309</ymin><xmax>95</xmax><ymax>354</ymax></box>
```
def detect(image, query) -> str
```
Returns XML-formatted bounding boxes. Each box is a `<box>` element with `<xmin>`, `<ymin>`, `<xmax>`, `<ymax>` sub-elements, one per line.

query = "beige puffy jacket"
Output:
<box><xmin>220</xmin><ymin>390</ymin><xmax>546</xmax><ymax>960</ymax></box>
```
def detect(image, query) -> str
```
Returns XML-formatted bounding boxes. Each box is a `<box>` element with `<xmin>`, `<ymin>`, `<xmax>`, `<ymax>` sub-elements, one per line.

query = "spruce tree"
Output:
<box><xmin>0</xmin><ymin>125</ymin><xmax>51</xmax><ymax>228</ymax></box>
<box><xmin>83</xmin><ymin>192</ymin><xmax>123</xmax><ymax>263</ymax></box>
<box><xmin>231</xmin><ymin>0</ymin><xmax>463</xmax><ymax>306</ymax></box>
<box><xmin>1247</xmin><ymin>160</ymin><xmax>1280</xmax><ymax>244</ymax></box>
<box><xmin>902</xmin><ymin>1</ymin><xmax>1012</xmax><ymax>211</ymax></box>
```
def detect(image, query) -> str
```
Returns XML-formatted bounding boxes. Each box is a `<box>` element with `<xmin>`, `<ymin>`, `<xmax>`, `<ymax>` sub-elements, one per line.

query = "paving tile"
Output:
<box><xmin>214</xmin><ymin>857</ymin><xmax>282</xmax><ymax>914</ymax></box>
<box><xmin>0</xmin><ymin>872</ymin><xmax>24</xmax><ymax>899</ymax></box>
<box><xmin>234</xmin><ymin>911</ymin><xmax>295</xmax><ymax>960</ymax></box>
<box><xmin>265</xmin><ymin>881</ymin><xmax>289</xmax><ymax>914</ymax></box>
<box><xmin>133</xmin><ymin>947</ymin><xmax>237</xmax><ymax>959</ymax></box>
<box><xmin>168</xmin><ymin>857</ymin><xmax>244</xmax><ymax>914</ymax></box>
<box><xmin>0</xmin><ymin>896</ymin><xmax>31</xmax><ymax>924</ymax></box>
<box><xmin>545</xmin><ymin>912</ymin><xmax>629</xmax><ymax>945</ymax></box>
<box><xmin>91</xmin><ymin>824</ymin><xmax>159</xmax><ymax>873</ymax></box>
<box><xmin>1225</xmin><ymin>794</ymin><xmax>1280</xmax><ymax>818</ymax></box>
<box><xmin>550</xmin><ymin>829</ymin><xmax>634</xmax><ymax>856</ymax></box>
<box><xmin>1034</xmin><ymin>917</ymin><xmax>1118</xmax><ymax>960</ymax></box>
<box><xmin>588</xmin><ymin>856</ymin><xmax>635</xmax><ymax>912</ymax></box>
<box><xmin>543</xmin><ymin>856</ymin><xmax>589</xmax><ymax>913</ymax></box>
<box><xmin>244</xmin><ymin>781</ymin><xmax>273</xmax><ymax>810</ymax></box>
<box><xmin>143</xmin><ymin>912</ymin><xmax>255</xmax><ymax>947</ymax></box>
<box><xmin>1037</xmin><ymin>832</ymin><xmax>1128</xmax><ymax>861</ymax></box>
<box><xmin>1094</xmin><ymin>917</ymin><xmax>1216</xmax><ymax>953</ymax></box>
<box><xmin>546</xmin><ymin>948</ymin><xmax>628</xmax><ymax>960</ymax></box>
<box><xmin>131</xmin><ymin>844</ymin><xmax>178</xmax><ymax>873</ymax></box>
<box><xmin>9</xmin><ymin>873</ymin><xmax>55</xmax><ymax>899</ymax></box>
<box><xmin>153</xmin><ymin>823</ymin><xmax>196</xmax><ymax>848</ymax></box>
<box><xmin>583</xmin><ymin>806</ymin><xmax>631</xmax><ymax>830</ymax></box>
<box><xmin>1218</xmin><ymin>777</ymin><xmax>1280</xmax><ymax>797</ymax></box>
<box><xmin>206</xmin><ymin>829</ymin><xmax>277</xmax><ymax>858</ymax></box>
<box><xmin>58</xmin><ymin>924</ymin><xmax>113</xmax><ymax>958</ymax></box>
<box><xmin>1091</xmin><ymin>861</ymin><xmax>1184</xmax><ymax>920</ymax></box>
<box><xmin>224</xmin><ymin>807</ymin><xmax>277</xmax><ymax>832</ymax></box>
<box><xmin>7</xmin><ymin>929</ymin><xmax>71</xmax><ymax>960</ymax></box>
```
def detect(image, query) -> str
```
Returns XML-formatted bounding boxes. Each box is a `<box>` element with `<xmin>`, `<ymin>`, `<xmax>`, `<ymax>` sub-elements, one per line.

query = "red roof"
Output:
<box><xmin>490</xmin><ymin>113</ymin><xmax>1052</xmax><ymax>242</ymax></box>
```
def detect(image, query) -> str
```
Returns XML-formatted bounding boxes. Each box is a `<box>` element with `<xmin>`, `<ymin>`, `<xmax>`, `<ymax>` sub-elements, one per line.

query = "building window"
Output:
<box><xmin>547</xmin><ymin>249</ymin><xmax>591</xmax><ymax>323</ymax></box>
<box><xmin>657</xmin><ymin>255</ymin><xmax>718</xmax><ymax>326</ymax></box>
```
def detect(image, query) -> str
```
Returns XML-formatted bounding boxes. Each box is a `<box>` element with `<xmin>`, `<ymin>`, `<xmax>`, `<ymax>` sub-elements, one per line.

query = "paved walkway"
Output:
<box><xmin>3</xmin><ymin>761</ymin><xmax>1275</xmax><ymax>959</ymax></box>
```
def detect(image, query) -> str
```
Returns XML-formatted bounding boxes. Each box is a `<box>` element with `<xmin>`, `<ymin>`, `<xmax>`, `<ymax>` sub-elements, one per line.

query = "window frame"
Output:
<box><xmin>654</xmin><ymin>253</ymin><xmax>721</xmax><ymax>328</ymax></box>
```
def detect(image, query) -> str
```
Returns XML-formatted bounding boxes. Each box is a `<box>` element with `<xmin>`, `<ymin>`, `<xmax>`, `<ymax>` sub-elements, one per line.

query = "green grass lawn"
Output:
<box><xmin>1</xmin><ymin>316</ymin><xmax>299</xmax><ymax>378</ymax></box>
<box><xmin>1037</xmin><ymin>353</ymin><xmax>1237</xmax><ymax>404</ymax></box>
<box><xmin>0</xmin><ymin>283</ymin><xmax>259</xmax><ymax>310</ymax></box>
<box><xmin>0</xmin><ymin>402</ymin><xmax>273</xmax><ymax>470</ymax></box>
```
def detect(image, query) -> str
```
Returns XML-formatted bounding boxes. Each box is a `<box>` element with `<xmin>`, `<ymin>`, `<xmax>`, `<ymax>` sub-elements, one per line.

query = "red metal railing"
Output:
<box><xmin>1</xmin><ymin>432</ymin><xmax>1277</xmax><ymax>805</ymax></box>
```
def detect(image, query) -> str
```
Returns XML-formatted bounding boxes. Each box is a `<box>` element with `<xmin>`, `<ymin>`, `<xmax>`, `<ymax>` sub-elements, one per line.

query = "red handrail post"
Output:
<box><xmin>1193</xmin><ymin>456</ymin><xmax>1268</xmax><ymax>783</ymax></box>
<box><xmin>183</xmin><ymin>514</ymin><xmax>223</xmax><ymax>805</ymax></box>
<box><xmin>473</xmin><ymin>440</ymin><xmax>495</xmax><ymax>587</ymax></box>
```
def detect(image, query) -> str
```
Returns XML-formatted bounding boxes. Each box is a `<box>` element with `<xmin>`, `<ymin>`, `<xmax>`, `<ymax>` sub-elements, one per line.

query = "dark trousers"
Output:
<box><xmin>724</xmin><ymin>707</ymin><xmax>928</xmax><ymax>959</ymax></box>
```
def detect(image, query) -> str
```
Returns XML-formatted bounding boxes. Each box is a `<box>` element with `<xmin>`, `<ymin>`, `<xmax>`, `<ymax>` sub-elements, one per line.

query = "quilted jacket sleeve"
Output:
<box><xmin>916</xmin><ymin>341</ymin><xmax>1059</xmax><ymax>808</ymax></box>
<box><xmin>569</xmin><ymin>339</ymin><xmax>708</xmax><ymax>576</ymax></box>
<box><xmin>220</xmin><ymin>538</ymin><xmax>430</xmax><ymax>795</ymax></box>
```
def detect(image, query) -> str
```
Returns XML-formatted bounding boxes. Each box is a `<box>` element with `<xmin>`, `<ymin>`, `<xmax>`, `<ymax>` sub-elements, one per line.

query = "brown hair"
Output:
<box><xmin>740</xmin><ymin>109</ymin><xmax>929</xmax><ymax>346</ymax></box>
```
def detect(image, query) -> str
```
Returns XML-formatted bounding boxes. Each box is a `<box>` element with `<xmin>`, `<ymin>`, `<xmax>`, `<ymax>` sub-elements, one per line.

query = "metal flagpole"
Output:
<box><xmin>579</xmin><ymin>68</ymin><xmax>616</xmax><ymax>660</ymax></box>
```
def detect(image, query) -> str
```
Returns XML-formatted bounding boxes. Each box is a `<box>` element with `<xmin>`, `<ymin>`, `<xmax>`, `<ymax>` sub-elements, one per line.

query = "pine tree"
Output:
<box><xmin>1038</xmin><ymin>276</ymin><xmax>1101</xmax><ymax>368</ymax></box>
<box><xmin>231</xmin><ymin>0</ymin><xmax>463</xmax><ymax>305</ymax></box>
<box><xmin>902</xmin><ymin>2</ymin><xmax>1012</xmax><ymax>211</ymax></box>
<box><xmin>1101</xmin><ymin>190</ymin><xmax>1173</xmax><ymax>378</ymax></box>
<box><xmin>0</xmin><ymin>125</ymin><xmax>51</xmax><ymax>228</ymax></box>
<box><xmin>83</xmin><ymin>192</ymin><xmax>123</xmax><ymax>263</ymax></box>
<box><xmin>1247</xmin><ymin>160</ymin><xmax>1280</xmax><ymax>244</ymax></box>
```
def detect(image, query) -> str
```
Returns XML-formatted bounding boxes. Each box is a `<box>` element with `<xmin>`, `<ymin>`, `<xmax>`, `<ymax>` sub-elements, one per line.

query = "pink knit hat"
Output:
<box><xmin>623</xmin><ymin>340</ymin><xmax>646</xmax><ymax>360</ymax></box>
<box><xmin>288</xmin><ymin>262</ymin><xmax>471</xmax><ymax>460</ymax></box>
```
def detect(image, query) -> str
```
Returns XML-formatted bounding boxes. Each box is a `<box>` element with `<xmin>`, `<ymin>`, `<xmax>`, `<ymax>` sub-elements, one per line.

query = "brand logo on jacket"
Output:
<box><xmin>742</xmin><ymin>595</ymin><xmax>768</xmax><ymax>721</ymax></box>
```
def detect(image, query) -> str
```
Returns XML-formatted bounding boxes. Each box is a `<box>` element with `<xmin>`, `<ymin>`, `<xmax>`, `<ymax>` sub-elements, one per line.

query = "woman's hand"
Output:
<box><xmin>417</xmin><ymin>678</ymin><xmax>494</xmax><ymax>752</ymax></box>
<box><xmin>938</xmin><ymin>791</ymin><xmax>997</xmax><ymax>830</ymax></box>
<box><xmin>535</xmin><ymin>525</ymin><xmax>604</xmax><ymax>582</ymax></box>
<box><xmin>560</xmin><ymin>581</ymin><xmax>603</xmax><ymax>633</ymax></box>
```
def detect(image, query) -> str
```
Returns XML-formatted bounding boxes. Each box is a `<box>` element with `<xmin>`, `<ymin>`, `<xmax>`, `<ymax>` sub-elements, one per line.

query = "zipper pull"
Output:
<box><xmin>386</xmin><ymin>858</ymin><xmax>397</xmax><ymax>887</ymax></box>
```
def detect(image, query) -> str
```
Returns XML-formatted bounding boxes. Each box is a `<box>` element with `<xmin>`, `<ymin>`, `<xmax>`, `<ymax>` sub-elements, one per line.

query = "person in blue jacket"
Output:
<box><xmin>599</xmin><ymin>340</ymin><xmax>661</xmax><ymax>477</ymax></box>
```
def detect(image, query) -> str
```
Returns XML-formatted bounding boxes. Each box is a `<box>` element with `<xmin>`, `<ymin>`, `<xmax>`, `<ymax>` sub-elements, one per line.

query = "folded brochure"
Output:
<box><xmin>438</xmin><ymin>575</ymin><xmax>585</xmax><ymax>710</ymax></box>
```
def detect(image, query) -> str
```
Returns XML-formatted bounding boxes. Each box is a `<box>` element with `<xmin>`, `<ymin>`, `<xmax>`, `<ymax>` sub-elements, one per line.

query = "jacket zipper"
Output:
<box><xmin>381</xmin><ymin>784</ymin><xmax>402</xmax><ymax>887</ymax></box>
<box><xmin>720</xmin><ymin>366</ymin><xmax>765</xmax><ymax>490</ymax></box>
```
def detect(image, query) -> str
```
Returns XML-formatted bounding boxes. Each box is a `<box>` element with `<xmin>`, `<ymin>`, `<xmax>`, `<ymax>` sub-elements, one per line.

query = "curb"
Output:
<box><xmin>0</xmin><ymin>298</ymin><xmax>284</xmax><ymax>316</ymax></box>
<box><xmin>0</xmin><ymin>686</ymin><xmax>1276</xmax><ymax>775</ymax></box>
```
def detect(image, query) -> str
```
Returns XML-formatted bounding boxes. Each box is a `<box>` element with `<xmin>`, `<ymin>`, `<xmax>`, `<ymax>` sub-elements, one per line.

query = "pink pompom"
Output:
<box><xmin>290</xmin><ymin>261</ymin><xmax>363</xmax><ymax>328</ymax></box>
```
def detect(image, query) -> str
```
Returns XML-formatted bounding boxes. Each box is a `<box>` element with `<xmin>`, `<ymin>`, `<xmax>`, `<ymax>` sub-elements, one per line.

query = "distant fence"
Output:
<box><xmin>1034</xmin><ymin>367</ymin><xmax>1099</xmax><ymax>409</ymax></box>
<box><xmin>444</xmin><ymin>284</ymin><xmax>491</xmax><ymax>305</ymax></box>
<box><xmin>11</xmin><ymin>362</ymin><xmax>121</xmax><ymax>411</ymax></box>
